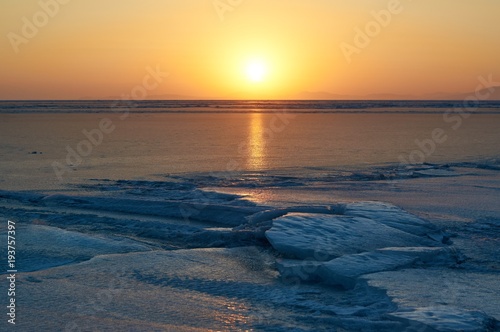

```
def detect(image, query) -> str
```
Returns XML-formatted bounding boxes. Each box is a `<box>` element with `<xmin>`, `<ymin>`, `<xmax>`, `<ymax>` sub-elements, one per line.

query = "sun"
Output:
<box><xmin>245</xmin><ymin>60</ymin><xmax>267</xmax><ymax>83</ymax></box>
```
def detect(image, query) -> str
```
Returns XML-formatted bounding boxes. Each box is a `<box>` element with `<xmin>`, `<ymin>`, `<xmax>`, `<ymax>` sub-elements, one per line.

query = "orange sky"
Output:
<box><xmin>1</xmin><ymin>0</ymin><xmax>499</xmax><ymax>100</ymax></box>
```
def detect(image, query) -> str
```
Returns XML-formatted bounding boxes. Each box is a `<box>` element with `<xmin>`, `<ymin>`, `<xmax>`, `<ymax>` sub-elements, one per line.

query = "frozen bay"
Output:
<box><xmin>1</xmin><ymin>106</ymin><xmax>499</xmax><ymax>331</ymax></box>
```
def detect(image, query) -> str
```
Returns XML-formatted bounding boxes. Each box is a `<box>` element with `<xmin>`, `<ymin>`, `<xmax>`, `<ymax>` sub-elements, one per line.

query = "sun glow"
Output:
<box><xmin>245</xmin><ymin>60</ymin><xmax>267</xmax><ymax>83</ymax></box>
<box><xmin>248</xmin><ymin>113</ymin><xmax>266</xmax><ymax>169</ymax></box>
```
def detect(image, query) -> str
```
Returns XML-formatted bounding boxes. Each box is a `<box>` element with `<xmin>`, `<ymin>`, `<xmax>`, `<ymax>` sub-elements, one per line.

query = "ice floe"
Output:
<box><xmin>364</xmin><ymin>269</ymin><xmax>500</xmax><ymax>321</ymax></box>
<box><xmin>265</xmin><ymin>212</ymin><xmax>438</xmax><ymax>261</ymax></box>
<box><xmin>261</xmin><ymin>200</ymin><xmax>500</xmax><ymax>330</ymax></box>
<box><xmin>342</xmin><ymin>201</ymin><xmax>441</xmax><ymax>237</ymax></box>
<box><xmin>263</xmin><ymin>202</ymin><xmax>461</xmax><ymax>292</ymax></box>
<box><xmin>275</xmin><ymin>247</ymin><xmax>460</xmax><ymax>289</ymax></box>
<box><xmin>388</xmin><ymin>306</ymin><xmax>497</xmax><ymax>332</ymax></box>
<box><xmin>318</xmin><ymin>247</ymin><xmax>459</xmax><ymax>289</ymax></box>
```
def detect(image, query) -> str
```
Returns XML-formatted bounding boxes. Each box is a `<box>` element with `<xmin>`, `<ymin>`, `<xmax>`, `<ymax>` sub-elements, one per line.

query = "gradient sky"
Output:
<box><xmin>1</xmin><ymin>0</ymin><xmax>499</xmax><ymax>99</ymax></box>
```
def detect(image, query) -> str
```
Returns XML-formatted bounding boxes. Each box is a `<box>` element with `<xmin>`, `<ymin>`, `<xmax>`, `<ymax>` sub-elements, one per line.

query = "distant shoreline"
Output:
<box><xmin>1</xmin><ymin>100</ymin><xmax>500</xmax><ymax>114</ymax></box>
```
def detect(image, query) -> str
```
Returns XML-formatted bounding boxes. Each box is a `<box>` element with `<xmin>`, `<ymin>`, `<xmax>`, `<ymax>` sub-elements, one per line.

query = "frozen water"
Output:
<box><xmin>343</xmin><ymin>201</ymin><xmax>441</xmax><ymax>237</ymax></box>
<box><xmin>389</xmin><ymin>306</ymin><xmax>497</xmax><ymax>332</ymax></box>
<box><xmin>1</xmin><ymin>224</ymin><xmax>151</xmax><ymax>272</ymax></box>
<box><xmin>41</xmin><ymin>194</ymin><xmax>262</xmax><ymax>226</ymax></box>
<box><xmin>265</xmin><ymin>213</ymin><xmax>438</xmax><ymax>261</ymax></box>
<box><xmin>364</xmin><ymin>269</ymin><xmax>500</xmax><ymax>321</ymax></box>
<box><xmin>412</xmin><ymin>169</ymin><xmax>459</xmax><ymax>177</ymax></box>
<box><xmin>275</xmin><ymin>259</ymin><xmax>324</xmax><ymax>282</ymax></box>
<box><xmin>0</xmin><ymin>156</ymin><xmax>499</xmax><ymax>331</ymax></box>
<box><xmin>274</xmin><ymin>247</ymin><xmax>459</xmax><ymax>290</ymax></box>
<box><xmin>319</xmin><ymin>247</ymin><xmax>459</xmax><ymax>289</ymax></box>
<box><xmin>14</xmin><ymin>247</ymin><xmax>359</xmax><ymax>331</ymax></box>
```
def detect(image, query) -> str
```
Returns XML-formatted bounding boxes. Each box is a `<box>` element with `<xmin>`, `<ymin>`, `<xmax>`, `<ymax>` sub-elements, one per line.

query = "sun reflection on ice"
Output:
<box><xmin>212</xmin><ymin>300</ymin><xmax>251</xmax><ymax>330</ymax></box>
<box><xmin>248</xmin><ymin>113</ymin><xmax>267</xmax><ymax>170</ymax></box>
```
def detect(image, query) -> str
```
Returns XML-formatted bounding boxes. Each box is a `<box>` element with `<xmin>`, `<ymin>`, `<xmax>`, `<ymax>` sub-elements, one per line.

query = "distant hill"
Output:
<box><xmin>145</xmin><ymin>94</ymin><xmax>202</xmax><ymax>100</ymax></box>
<box><xmin>452</xmin><ymin>86</ymin><xmax>500</xmax><ymax>101</ymax></box>
<box><xmin>82</xmin><ymin>86</ymin><xmax>500</xmax><ymax>101</ymax></box>
<box><xmin>292</xmin><ymin>91</ymin><xmax>355</xmax><ymax>100</ymax></box>
<box><xmin>92</xmin><ymin>94</ymin><xmax>202</xmax><ymax>100</ymax></box>
<box><xmin>294</xmin><ymin>86</ymin><xmax>500</xmax><ymax>101</ymax></box>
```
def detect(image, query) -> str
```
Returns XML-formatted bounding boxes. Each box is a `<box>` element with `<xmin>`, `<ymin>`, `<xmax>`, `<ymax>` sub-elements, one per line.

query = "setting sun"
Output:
<box><xmin>245</xmin><ymin>60</ymin><xmax>267</xmax><ymax>83</ymax></box>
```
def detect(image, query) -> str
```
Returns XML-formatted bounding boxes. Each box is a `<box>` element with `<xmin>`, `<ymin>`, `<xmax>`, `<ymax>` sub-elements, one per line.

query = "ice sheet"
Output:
<box><xmin>1</xmin><ymin>159</ymin><xmax>499</xmax><ymax>331</ymax></box>
<box><xmin>265</xmin><ymin>212</ymin><xmax>438</xmax><ymax>261</ymax></box>
<box><xmin>319</xmin><ymin>247</ymin><xmax>459</xmax><ymax>289</ymax></box>
<box><xmin>14</xmin><ymin>247</ymin><xmax>373</xmax><ymax>331</ymax></box>
<box><xmin>389</xmin><ymin>307</ymin><xmax>496</xmax><ymax>332</ymax></box>
<box><xmin>1</xmin><ymin>224</ymin><xmax>151</xmax><ymax>272</ymax></box>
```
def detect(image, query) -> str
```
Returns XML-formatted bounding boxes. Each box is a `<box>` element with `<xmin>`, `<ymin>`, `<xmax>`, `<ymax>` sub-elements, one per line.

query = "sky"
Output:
<box><xmin>1</xmin><ymin>0</ymin><xmax>499</xmax><ymax>100</ymax></box>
